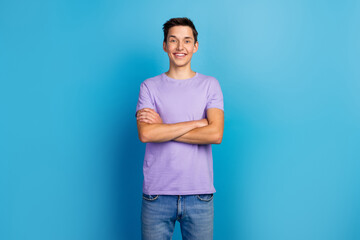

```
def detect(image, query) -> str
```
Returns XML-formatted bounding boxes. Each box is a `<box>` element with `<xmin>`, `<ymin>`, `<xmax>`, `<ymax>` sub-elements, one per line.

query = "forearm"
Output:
<box><xmin>142</xmin><ymin>120</ymin><xmax>199</xmax><ymax>143</ymax></box>
<box><xmin>173</xmin><ymin>124</ymin><xmax>220</xmax><ymax>145</ymax></box>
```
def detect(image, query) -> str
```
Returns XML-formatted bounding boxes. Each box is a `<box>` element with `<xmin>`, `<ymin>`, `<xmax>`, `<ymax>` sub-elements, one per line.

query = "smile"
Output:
<box><xmin>174</xmin><ymin>53</ymin><xmax>187</xmax><ymax>58</ymax></box>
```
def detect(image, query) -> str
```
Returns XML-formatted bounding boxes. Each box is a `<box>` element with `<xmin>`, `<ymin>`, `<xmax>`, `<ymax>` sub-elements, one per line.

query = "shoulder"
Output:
<box><xmin>197</xmin><ymin>72</ymin><xmax>218</xmax><ymax>81</ymax></box>
<box><xmin>197</xmin><ymin>72</ymin><xmax>220</xmax><ymax>86</ymax></box>
<box><xmin>140</xmin><ymin>73</ymin><xmax>163</xmax><ymax>87</ymax></box>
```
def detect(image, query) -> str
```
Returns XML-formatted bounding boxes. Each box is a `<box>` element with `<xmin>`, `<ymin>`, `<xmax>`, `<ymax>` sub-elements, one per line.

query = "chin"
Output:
<box><xmin>172</xmin><ymin>61</ymin><xmax>190</xmax><ymax>67</ymax></box>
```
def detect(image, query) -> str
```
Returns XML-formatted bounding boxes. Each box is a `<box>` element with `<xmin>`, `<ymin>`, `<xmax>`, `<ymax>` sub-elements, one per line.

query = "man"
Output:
<box><xmin>135</xmin><ymin>17</ymin><xmax>224</xmax><ymax>240</ymax></box>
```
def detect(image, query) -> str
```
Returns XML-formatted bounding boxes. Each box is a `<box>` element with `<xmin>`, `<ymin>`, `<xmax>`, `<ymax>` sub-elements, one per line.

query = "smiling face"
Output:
<box><xmin>163</xmin><ymin>25</ymin><xmax>199</xmax><ymax>69</ymax></box>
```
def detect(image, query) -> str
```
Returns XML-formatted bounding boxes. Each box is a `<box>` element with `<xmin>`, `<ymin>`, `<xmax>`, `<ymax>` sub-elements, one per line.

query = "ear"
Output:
<box><xmin>192</xmin><ymin>41</ymin><xmax>199</xmax><ymax>53</ymax></box>
<box><xmin>163</xmin><ymin>41</ymin><xmax>167</xmax><ymax>53</ymax></box>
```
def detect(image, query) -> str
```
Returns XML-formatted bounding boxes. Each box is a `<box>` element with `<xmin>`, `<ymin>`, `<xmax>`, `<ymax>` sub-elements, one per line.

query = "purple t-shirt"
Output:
<box><xmin>135</xmin><ymin>72</ymin><xmax>224</xmax><ymax>195</ymax></box>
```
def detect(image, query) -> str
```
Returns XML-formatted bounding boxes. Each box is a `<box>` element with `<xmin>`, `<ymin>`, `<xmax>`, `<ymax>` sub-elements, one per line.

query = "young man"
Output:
<box><xmin>135</xmin><ymin>17</ymin><xmax>224</xmax><ymax>239</ymax></box>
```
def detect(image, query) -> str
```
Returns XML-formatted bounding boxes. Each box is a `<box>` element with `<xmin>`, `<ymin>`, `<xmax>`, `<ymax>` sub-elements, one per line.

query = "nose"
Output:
<box><xmin>176</xmin><ymin>41</ymin><xmax>184</xmax><ymax>51</ymax></box>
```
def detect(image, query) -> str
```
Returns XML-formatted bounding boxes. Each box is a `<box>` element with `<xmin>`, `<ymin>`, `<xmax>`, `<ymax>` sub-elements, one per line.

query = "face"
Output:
<box><xmin>163</xmin><ymin>25</ymin><xmax>199</xmax><ymax>68</ymax></box>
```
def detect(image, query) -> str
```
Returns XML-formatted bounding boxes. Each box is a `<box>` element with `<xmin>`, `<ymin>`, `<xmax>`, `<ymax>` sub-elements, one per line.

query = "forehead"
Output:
<box><xmin>168</xmin><ymin>26</ymin><xmax>193</xmax><ymax>39</ymax></box>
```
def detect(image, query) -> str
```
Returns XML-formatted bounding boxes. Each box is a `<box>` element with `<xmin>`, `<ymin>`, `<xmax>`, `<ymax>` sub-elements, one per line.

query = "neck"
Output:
<box><xmin>165</xmin><ymin>65</ymin><xmax>196</xmax><ymax>80</ymax></box>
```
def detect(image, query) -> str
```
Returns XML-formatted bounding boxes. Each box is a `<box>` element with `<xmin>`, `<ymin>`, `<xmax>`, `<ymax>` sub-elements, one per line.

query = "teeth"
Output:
<box><xmin>175</xmin><ymin>54</ymin><xmax>185</xmax><ymax>56</ymax></box>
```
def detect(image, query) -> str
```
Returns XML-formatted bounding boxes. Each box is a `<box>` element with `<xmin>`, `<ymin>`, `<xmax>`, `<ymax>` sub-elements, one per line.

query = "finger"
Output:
<box><xmin>141</xmin><ymin>108</ymin><xmax>156</xmax><ymax>113</ymax></box>
<box><xmin>137</xmin><ymin>117</ymin><xmax>148</xmax><ymax>122</ymax></box>
<box><xmin>138</xmin><ymin>112</ymin><xmax>156</xmax><ymax>121</ymax></box>
<box><xmin>137</xmin><ymin>109</ymin><xmax>145</xmax><ymax>115</ymax></box>
<box><xmin>137</xmin><ymin>116</ymin><xmax>148</xmax><ymax>120</ymax></box>
<box><xmin>141</xmin><ymin>119</ymin><xmax>152</xmax><ymax>123</ymax></box>
<box><xmin>141</xmin><ymin>116</ymin><xmax>156</xmax><ymax>123</ymax></box>
<box><xmin>137</xmin><ymin>115</ymin><xmax>155</xmax><ymax>122</ymax></box>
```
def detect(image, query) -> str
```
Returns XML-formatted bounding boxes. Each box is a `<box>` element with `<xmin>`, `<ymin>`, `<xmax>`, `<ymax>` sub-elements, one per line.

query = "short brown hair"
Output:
<box><xmin>162</xmin><ymin>17</ymin><xmax>198</xmax><ymax>44</ymax></box>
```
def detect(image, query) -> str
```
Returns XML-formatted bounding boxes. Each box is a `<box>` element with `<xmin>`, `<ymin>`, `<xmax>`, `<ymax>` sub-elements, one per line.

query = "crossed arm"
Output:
<box><xmin>136</xmin><ymin>108</ymin><xmax>224</xmax><ymax>144</ymax></box>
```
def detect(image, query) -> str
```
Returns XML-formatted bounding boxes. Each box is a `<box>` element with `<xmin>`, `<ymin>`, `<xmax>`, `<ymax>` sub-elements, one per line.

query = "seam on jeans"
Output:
<box><xmin>142</xmin><ymin>194</ymin><xmax>159</xmax><ymax>201</ymax></box>
<box><xmin>181</xmin><ymin>196</ymin><xmax>186</xmax><ymax>219</ymax></box>
<box><xmin>182</xmin><ymin>195</ymin><xmax>189</xmax><ymax>218</ymax></box>
<box><xmin>176</xmin><ymin>196</ymin><xmax>180</xmax><ymax>220</ymax></box>
<box><xmin>196</xmin><ymin>194</ymin><xmax>214</xmax><ymax>201</ymax></box>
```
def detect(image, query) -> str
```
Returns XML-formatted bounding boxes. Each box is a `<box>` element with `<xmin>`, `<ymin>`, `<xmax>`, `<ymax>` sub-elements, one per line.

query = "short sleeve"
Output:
<box><xmin>135</xmin><ymin>82</ymin><xmax>155</xmax><ymax>117</ymax></box>
<box><xmin>206</xmin><ymin>78</ymin><xmax>224</xmax><ymax>111</ymax></box>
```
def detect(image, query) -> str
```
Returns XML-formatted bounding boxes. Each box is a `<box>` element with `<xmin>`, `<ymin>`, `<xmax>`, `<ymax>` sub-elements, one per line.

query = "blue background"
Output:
<box><xmin>1</xmin><ymin>0</ymin><xmax>359</xmax><ymax>239</ymax></box>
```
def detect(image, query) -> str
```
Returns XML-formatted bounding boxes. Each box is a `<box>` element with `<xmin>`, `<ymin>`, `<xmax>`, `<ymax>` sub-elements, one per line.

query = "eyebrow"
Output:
<box><xmin>168</xmin><ymin>35</ymin><xmax>193</xmax><ymax>40</ymax></box>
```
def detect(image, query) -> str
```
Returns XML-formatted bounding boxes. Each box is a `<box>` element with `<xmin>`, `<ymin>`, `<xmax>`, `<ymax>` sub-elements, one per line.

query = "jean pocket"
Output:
<box><xmin>142</xmin><ymin>193</ymin><xmax>159</xmax><ymax>201</ymax></box>
<box><xmin>196</xmin><ymin>193</ymin><xmax>214</xmax><ymax>202</ymax></box>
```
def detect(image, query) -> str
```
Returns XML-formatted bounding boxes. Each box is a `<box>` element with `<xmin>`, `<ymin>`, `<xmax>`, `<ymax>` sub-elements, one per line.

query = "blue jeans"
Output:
<box><xmin>141</xmin><ymin>193</ymin><xmax>214</xmax><ymax>240</ymax></box>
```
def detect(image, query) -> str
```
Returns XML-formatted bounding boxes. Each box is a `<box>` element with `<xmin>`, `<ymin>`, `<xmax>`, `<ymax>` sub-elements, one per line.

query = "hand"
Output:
<box><xmin>197</xmin><ymin>118</ymin><xmax>209</xmax><ymax>128</ymax></box>
<box><xmin>136</xmin><ymin>108</ymin><xmax>163</xmax><ymax>124</ymax></box>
